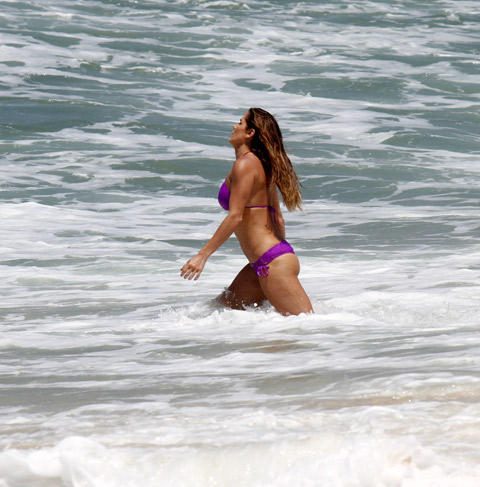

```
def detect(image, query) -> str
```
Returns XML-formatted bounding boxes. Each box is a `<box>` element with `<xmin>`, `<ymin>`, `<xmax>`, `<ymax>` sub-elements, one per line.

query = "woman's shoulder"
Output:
<box><xmin>232</xmin><ymin>152</ymin><xmax>262</xmax><ymax>176</ymax></box>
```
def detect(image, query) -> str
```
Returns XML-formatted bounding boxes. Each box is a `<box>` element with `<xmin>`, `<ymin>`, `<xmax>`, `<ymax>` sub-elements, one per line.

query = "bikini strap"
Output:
<box><xmin>245</xmin><ymin>205</ymin><xmax>276</xmax><ymax>224</ymax></box>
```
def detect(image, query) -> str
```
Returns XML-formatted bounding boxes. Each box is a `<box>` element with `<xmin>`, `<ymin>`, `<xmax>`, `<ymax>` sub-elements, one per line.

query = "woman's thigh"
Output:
<box><xmin>216</xmin><ymin>263</ymin><xmax>267</xmax><ymax>310</ymax></box>
<box><xmin>259</xmin><ymin>254</ymin><xmax>313</xmax><ymax>316</ymax></box>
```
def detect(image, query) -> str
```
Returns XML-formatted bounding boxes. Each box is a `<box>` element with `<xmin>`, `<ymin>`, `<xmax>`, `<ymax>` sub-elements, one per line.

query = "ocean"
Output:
<box><xmin>1</xmin><ymin>0</ymin><xmax>480</xmax><ymax>485</ymax></box>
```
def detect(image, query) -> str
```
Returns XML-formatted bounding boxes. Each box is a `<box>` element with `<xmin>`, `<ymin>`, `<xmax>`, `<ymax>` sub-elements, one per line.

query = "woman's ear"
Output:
<box><xmin>246</xmin><ymin>128</ymin><xmax>255</xmax><ymax>140</ymax></box>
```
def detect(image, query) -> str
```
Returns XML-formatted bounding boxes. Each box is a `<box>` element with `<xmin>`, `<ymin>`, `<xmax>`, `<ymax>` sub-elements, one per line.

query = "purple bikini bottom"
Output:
<box><xmin>250</xmin><ymin>240</ymin><xmax>295</xmax><ymax>277</ymax></box>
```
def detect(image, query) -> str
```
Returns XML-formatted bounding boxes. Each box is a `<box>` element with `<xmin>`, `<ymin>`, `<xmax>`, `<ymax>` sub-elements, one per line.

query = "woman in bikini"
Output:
<box><xmin>180</xmin><ymin>107</ymin><xmax>313</xmax><ymax>316</ymax></box>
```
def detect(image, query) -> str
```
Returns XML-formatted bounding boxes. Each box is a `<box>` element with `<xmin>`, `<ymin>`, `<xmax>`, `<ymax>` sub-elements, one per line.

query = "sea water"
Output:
<box><xmin>1</xmin><ymin>0</ymin><xmax>480</xmax><ymax>485</ymax></box>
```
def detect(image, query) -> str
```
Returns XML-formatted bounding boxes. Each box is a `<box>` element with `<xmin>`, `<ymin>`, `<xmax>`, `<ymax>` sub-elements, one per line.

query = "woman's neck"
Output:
<box><xmin>234</xmin><ymin>145</ymin><xmax>251</xmax><ymax>159</ymax></box>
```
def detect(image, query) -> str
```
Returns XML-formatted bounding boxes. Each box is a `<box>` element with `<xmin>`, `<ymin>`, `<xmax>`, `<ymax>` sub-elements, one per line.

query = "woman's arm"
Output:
<box><xmin>180</xmin><ymin>158</ymin><xmax>255</xmax><ymax>281</ymax></box>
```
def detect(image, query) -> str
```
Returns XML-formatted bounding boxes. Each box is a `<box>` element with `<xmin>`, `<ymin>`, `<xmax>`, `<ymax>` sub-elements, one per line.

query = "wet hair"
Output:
<box><xmin>246</xmin><ymin>107</ymin><xmax>302</xmax><ymax>211</ymax></box>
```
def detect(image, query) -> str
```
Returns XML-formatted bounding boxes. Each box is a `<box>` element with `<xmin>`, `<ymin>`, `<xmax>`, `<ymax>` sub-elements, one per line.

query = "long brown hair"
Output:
<box><xmin>246</xmin><ymin>107</ymin><xmax>302</xmax><ymax>211</ymax></box>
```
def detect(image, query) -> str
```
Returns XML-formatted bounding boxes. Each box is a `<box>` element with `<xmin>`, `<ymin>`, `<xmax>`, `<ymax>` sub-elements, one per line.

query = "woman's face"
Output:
<box><xmin>229</xmin><ymin>113</ymin><xmax>251</xmax><ymax>147</ymax></box>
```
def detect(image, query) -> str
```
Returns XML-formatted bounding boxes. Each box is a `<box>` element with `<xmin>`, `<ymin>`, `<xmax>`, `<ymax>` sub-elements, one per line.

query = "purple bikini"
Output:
<box><xmin>218</xmin><ymin>181</ymin><xmax>277</xmax><ymax>223</ymax></box>
<box><xmin>218</xmin><ymin>181</ymin><xmax>295</xmax><ymax>277</ymax></box>
<box><xmin>249</xmin><ymin>240</ymin><xmax>295</xmax><ymax>277</ymax></box>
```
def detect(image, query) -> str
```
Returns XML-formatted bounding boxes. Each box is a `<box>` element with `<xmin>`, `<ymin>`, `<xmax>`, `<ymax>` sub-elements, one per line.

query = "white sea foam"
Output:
<box><xmin>0</xmin><ymin>428</ymin><xmax>479</xmax><ymax>487</ymax></box>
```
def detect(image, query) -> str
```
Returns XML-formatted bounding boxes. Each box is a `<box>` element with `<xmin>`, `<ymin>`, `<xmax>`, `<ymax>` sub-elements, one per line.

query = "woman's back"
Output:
<box><xmin>225</xmin><ymin>153</ymin><xmax>283</xmax><ymax>262</ymax></box>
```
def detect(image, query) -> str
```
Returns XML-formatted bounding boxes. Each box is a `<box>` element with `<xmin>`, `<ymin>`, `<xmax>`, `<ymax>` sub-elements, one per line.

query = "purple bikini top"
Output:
<box><xmin>218</xmin><ymin>181</ymin><xmax>230</xmax><ymax>211</ymax></box>
<box><xmin>218</xmin><ymin>181</ymin><xmax>276</xmax><ymax>223</ymax></box>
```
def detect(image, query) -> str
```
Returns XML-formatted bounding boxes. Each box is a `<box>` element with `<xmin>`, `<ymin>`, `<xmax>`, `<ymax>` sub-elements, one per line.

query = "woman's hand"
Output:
<box><xmin>180</xmin><ymin>253</ymin><xmax>207</xmax><ymax>281</ymax></box>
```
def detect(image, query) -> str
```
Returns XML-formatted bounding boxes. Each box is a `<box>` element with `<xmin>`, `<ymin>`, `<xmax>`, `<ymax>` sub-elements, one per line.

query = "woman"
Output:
<box><xmin>181</xmin><ymin>108</ymin><xmax>313</xmax><ymax>316</ymax></box>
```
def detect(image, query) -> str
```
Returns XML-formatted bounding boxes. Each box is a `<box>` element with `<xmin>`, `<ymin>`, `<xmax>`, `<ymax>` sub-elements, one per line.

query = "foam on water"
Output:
<box><xmin>1</xmin><ymin>291</ymin><xmax>480</xmax><ymax>485</ymax></box>
<box><xmin>1</xmin><ymin>430</ymin><xmax>480</xmax><ymax>487</ymax></box>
